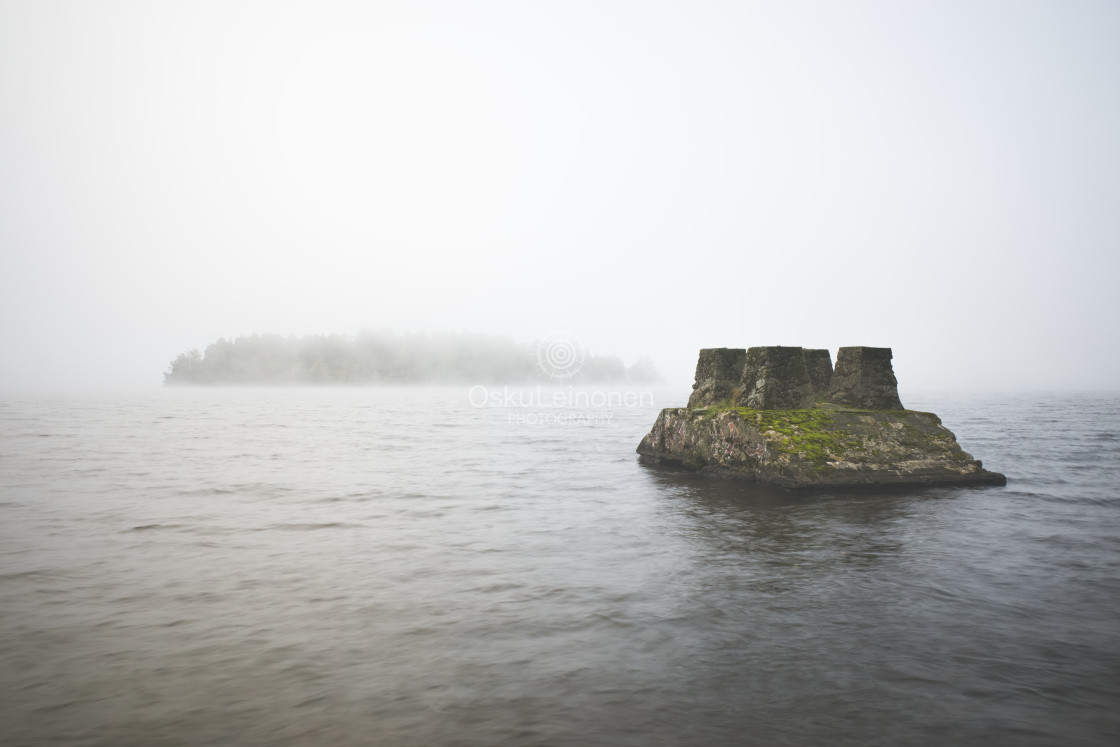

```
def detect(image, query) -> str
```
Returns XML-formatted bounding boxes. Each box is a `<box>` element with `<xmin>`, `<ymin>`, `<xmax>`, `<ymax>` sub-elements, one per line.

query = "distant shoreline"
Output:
<box><xmin>164</xmin><ymin>331</ymin><xmax>663</xmax><ymax>387</ymax></box>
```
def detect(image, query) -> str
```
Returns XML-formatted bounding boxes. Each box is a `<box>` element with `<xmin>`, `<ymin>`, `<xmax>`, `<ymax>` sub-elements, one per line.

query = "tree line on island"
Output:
<box><xmin>164</xmin><ymin>331</ymin><xmax>663</xmax><ymax>385</ymax></box>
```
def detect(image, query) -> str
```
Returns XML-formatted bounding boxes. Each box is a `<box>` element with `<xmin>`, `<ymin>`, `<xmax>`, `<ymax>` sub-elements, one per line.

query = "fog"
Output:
<box><xmin>2</xmin><ymin>1</ymin><xmax>1118</xmax><ymax>393</ymax></box>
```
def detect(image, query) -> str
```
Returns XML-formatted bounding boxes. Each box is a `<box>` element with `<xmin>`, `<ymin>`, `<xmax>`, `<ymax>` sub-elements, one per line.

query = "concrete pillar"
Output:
<box><xmin>802</xmin><ymin>348</ymin><xmax>833</xmax><ymax>400</ymax></box>
<box><xmin>687</xmin><ymin>348</ymin><xmax>747</xmax><ymax>407</ymax></box>
<box><xmin>827</xmin><ymin>346</ymin><xmax>904</xmax><ymax>410</ymax></box>
<box><xmin>737</xmin><ymin>346</ymin><xmax>815</xmax><ymax>409</ymax></box>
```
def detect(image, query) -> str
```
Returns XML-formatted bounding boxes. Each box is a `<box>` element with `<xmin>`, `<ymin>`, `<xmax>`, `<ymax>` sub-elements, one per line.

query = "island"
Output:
<box><xmin>163</xmin><ymin>331</ymin><xmax>662</xmax><ymax>386</ymax></box>
<box><xmin>637</xmin><ymin>346</ymin><xmax>1006</xmax><ymax>489</ymax></box>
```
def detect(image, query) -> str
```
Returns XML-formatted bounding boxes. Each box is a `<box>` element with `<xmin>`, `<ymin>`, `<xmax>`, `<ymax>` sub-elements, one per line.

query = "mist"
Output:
<box><xmin>2</xmin><ymin>1</ymin><xmax>1118</xmax><ymax>394</ymax></box>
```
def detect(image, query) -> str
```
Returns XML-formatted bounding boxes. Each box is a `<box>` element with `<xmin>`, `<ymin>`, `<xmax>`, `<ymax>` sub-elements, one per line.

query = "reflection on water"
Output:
<box><xmin>1</xmin><ymin>388</ymin><xmax>1119</xmax><ymax>745</ymax></box>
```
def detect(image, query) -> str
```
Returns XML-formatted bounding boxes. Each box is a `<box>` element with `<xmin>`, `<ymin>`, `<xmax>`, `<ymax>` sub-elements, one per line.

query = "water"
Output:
<box><xmin>1</xmin><ymin>388</ymin><xmax>1119</xmax><ymax>746</ymax></box>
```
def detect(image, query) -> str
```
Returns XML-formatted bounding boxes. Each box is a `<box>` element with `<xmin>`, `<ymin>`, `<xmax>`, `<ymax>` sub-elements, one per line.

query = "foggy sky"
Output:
<box><xmin>2</xmin><ymin>0</ymin><xmax>1118</xmax><ymax>393</ymax></box>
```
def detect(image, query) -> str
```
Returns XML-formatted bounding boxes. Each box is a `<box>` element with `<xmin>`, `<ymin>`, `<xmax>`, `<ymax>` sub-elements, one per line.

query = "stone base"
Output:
<box><xmin>636</xmin><ymin>405</ymin><xmax>1006</xmax><ymax>490</ymax></box>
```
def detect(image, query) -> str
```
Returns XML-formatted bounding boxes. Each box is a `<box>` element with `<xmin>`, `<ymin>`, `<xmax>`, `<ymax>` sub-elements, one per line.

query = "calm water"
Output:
<box><xmin>1</xmin><ymin>388</ymin><xmax>1119</xmax><ymax>746</ymax></box>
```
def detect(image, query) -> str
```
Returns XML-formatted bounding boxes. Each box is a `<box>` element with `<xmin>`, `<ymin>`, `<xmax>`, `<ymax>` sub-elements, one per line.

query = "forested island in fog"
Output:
<box><xmin>164</xmin><ymin>331</ymin><xmax>662</xmax><ymax>385</ymax></box>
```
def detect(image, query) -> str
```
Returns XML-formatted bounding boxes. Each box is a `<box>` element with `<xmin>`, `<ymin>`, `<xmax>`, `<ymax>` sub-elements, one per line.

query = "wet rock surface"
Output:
<box><xmin>637</xmin><ymin>405</ymin><xmax>1006</xmax><ymax>489</ymax></box>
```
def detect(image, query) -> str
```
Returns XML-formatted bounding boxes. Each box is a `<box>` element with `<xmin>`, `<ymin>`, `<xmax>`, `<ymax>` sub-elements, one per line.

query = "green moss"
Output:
<box><xmin>692</xmin><ymin>404</ymin><xmax>857</xmax><ymax>469</ymax></box>
<box><xmin>698</xmin><ymin>397</ymin><xmax>742</xmax><ymax>413</ymax></box>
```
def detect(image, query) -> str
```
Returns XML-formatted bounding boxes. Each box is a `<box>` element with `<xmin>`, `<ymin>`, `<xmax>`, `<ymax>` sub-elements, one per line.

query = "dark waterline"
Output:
<box><xmin>1</xmin><ymin>388</ymin><xmax>1119</xmax><ymax>745</ymax></box>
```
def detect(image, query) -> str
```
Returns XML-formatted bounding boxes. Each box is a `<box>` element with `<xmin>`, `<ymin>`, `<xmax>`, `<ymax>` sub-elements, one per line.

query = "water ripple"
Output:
<box><xmin>1</xmin><ymin>389</ymin><xmax>1119</xmax><ymax>745</ymax></box>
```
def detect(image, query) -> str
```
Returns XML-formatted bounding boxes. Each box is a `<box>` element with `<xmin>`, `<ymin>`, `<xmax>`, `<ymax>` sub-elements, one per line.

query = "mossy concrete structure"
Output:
<box><xmin>639</xmin><ymin>346</ymin><xmax>1005</xmax><ymax>489</ymax></box>
<box><xmin>687</xmin><ymin>348</ymin><xmax>747</xmax><ymax>408</ymax></box>
<box><xmin>803</xmin><ymin>349</ymin><xmax>833</xmax><ymax>398</ymax></box>
<box><xmin>828</xmin><ymin>346</ymin><xmax>904</xmax><ymax>410</ymax></box>
<box><xmin>737</xmin><ymin>346</ymin><xmax>816</xmax><ymax>409</ymax></box>
<box><xmin>689</xmin><ymin>346</ymin><xmax>835</xmax><ymax>409</ymax></box>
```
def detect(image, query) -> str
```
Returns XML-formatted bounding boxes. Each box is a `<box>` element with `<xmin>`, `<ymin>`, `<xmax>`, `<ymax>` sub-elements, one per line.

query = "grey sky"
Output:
<box><xmin>2</xmin><ymin>0</ymin><xmax>1117</xmax><ymax>392</ymax></box>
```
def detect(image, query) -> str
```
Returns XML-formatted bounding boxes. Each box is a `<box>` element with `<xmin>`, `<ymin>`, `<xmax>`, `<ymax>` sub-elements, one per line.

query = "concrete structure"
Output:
<box><xmin>687</xmin><ymin>348</ymin><xmax>747</xmax><ymax>408</ymax></box>
<box><xmin>802</xmin><ymin>348</ymin><xmax>833</xmax><ymax>400</ymax></box>
<box><xmin>827</xmin><ymin>346</ymin><xmax>904</xmax><ymax>410</ymax></box>
<box><xmin>737</xmin><ymin>346</ymin><xmax>815</xmax><ymax>409</ymax></box>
